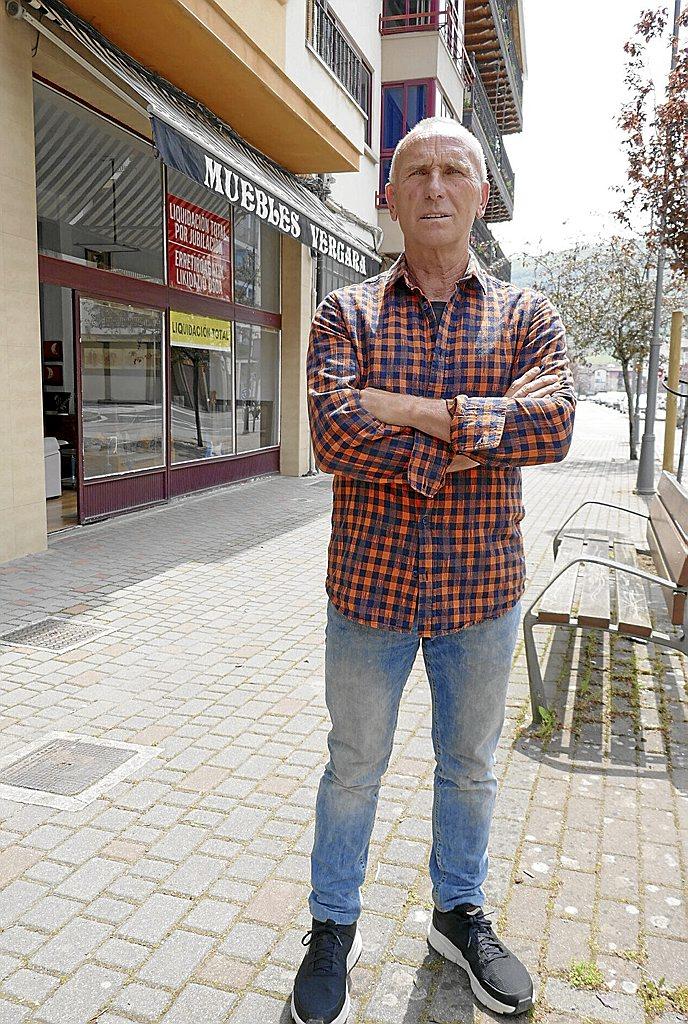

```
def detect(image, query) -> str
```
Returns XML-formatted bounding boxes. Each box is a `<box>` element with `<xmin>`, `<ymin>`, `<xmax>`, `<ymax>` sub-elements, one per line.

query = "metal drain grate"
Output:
<box><xmin>0</xmin><ymin>733</ymin><xmax>158</xmax><ymax>809</ymax></box>
<box><xmin>0</xmin><ymin>617</ymin><xmax>107</xmax><ymax>652</ymax></box>
<box><xmin>0</xmin><ymin>738</ymin><xmax>134</xmax><ymax>796</ymax></box>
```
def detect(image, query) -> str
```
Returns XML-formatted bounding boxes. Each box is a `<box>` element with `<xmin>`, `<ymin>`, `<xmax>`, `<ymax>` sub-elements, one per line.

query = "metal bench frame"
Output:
<box><xmin>524</xmin><ymin>499</ymin><xmax>688</xmax><ymax>727</ymax></box>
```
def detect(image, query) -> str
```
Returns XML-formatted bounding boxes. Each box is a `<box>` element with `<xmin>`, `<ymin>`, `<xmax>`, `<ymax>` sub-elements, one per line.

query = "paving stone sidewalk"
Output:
<box><xmin>0</xmin><ymin>401</ymin><xmax>686</xmax><ymax>1024</ymax></box>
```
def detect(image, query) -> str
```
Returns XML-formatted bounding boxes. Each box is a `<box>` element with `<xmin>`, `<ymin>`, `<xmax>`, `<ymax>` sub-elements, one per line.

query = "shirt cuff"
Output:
<box><xmin>407</xmin><ymin>431</ymin><xmax>453</xmax><ymax>497</ymax></box>
<box><xmin>449</xmin><ymin>396</ymin><xmax>508</xmax><ymax>455</ymax></box>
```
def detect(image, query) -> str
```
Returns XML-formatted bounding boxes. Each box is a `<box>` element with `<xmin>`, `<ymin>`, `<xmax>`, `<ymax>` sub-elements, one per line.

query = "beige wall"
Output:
<box><xmin>215</xmin><ymin>0</ymin><xmax>287</xmax><ymax>67</ymax></box>
<box><xmin>0</xmin><ymin>17</ymin><xmax>46</xmax><ymax>563</ymax></box>
<box><xmin>279</xmin><ymin>236</ymin><xmax>314</xmax><ymax>477</ymax></box>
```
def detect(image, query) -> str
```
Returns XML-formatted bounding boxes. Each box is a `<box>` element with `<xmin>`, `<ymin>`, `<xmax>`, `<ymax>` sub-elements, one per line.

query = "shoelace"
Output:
<box><xmin>301</xmin><ymin>922</ymin><xmax>344</xmax><ymax>975</ymax></box>
<box><xmin>465</xmin><ymin>909</ymin><xmax>509</xmax><ymax>964</ymax></box>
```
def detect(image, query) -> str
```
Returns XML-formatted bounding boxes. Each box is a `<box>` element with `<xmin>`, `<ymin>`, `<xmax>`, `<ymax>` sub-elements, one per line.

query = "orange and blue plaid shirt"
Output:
<box><xmin>307</xmin><ymin>252</ymin><xmax>576</xmax><ymax>636</ymax></box>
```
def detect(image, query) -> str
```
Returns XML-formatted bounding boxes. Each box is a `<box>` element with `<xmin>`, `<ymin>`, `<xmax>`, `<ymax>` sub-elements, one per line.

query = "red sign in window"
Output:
<box><xmin>167</xmin><ymin>194</ymin><xmax>232</xmax><ymax>301</ymax></box>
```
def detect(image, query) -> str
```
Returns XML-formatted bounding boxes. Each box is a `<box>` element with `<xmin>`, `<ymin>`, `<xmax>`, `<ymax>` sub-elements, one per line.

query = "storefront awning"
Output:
<box><xmin>24</xmin><ymin>0</ymin><xmax>381</xmax><ymax>276</ymax></box>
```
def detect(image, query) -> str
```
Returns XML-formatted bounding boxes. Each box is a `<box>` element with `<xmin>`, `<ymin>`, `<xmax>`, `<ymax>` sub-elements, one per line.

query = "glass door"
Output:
<box><xmin>78</xmin><ymin>297</ymin><xmax>165</xmax><ymax>482</ymax></box>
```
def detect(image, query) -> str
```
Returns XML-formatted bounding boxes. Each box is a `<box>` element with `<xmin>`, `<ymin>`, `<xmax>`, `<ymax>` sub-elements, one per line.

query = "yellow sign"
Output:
<box><xmin>170</xmin><ymin>310</ymin><xmax>232</xmax><ymax>351</ymax></box>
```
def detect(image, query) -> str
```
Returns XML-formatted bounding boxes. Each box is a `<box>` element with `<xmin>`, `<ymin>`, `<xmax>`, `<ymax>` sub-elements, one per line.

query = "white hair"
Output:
<box><xmin>388</xmin><ymin>116</ymin><xmax>488</xmax><ymax>187</ymax></box>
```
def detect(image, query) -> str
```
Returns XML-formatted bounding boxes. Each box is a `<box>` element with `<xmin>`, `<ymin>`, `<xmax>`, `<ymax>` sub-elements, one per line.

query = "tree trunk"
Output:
<box><xmin>621</xmin><ymin>357</ymin><xmax>637</xmax><ymax>459</ymax></box>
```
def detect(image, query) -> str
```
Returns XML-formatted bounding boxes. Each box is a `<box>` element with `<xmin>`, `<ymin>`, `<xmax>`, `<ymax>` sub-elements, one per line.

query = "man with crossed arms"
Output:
<box><xmin>290</xmin><ymin>116</ymin><xmax>575</xmax><ymax>1024</ymax></box>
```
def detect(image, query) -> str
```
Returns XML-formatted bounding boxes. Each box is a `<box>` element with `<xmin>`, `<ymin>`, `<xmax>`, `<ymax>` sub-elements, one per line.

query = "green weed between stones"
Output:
<box><xmin>638</xmin><ymin>976</ymin><xmax>688</xmax><ymax>1018</ymax></box>
<box><xmin>567</xmin><ymin>959</ymin><xmax>605</xmax><ymax>990</ymax></box>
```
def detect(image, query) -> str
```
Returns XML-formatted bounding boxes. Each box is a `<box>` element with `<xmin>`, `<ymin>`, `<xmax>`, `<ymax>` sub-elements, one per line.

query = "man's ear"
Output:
<box><xmin>476</xmin><ymin>180</ymin><xmax>490</xmax><ymax>219</ymax></box>
<box><xmin>385</xmin><ymin>181</ymin><xmax>398</xmax><ymax>222</ymax></box>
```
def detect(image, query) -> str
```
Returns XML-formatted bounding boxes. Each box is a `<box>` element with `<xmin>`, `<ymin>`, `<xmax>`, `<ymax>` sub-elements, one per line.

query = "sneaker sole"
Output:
<box><xmin>290</xmin><ymin>929</ymin><xmax>363</xmax><ymax>1024</ymax></box>
<box><xmin>427</xmin><ymin>922</ymin><xmax>532</xmax><ymax>1016</ymax></box>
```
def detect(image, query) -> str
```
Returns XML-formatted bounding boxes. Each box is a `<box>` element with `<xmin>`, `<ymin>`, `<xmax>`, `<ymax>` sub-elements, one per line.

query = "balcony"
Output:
<box><xmin>471</xmin><ymin>218</ymin><xmax>511</xmax><ymax>281</ymax></box>
<box><xmin>463</xmin><ymin>0</ymin><xmax>523</xmax><ymax>133</ymax></box>
<box><xmin>462</xmin><ymin>55</ymin><xmax>514</xmax><ymax>221</ymax></box>
<box><xmin>379</xmin><ymin>2</ymin><xmax>466</xmax><ymax>80</ymax></box>
<box><xmin>306</xmin><ymin>0</ymin><xmax>373</xmax><ymax>134</ymax></box>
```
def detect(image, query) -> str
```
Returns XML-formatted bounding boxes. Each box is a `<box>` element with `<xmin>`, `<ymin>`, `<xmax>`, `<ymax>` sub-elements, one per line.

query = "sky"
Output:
<box><xmin>491</xmin><ymin>0</ymin><xmax>676</xmax><ymax>259</ymax></box>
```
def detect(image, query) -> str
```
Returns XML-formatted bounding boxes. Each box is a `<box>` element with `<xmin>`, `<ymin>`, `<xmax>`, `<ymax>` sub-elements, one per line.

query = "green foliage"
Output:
<box><xmin>567</xmin><ymin>959</ymin><xmax>605</xmax><ymax>990</ymax></box>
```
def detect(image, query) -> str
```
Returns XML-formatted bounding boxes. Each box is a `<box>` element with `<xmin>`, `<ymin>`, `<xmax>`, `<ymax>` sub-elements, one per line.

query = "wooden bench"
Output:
<box><xmin>524</xmin><ymin>471</ymin><xmax>688</xmax><ymax>726</ymax></box>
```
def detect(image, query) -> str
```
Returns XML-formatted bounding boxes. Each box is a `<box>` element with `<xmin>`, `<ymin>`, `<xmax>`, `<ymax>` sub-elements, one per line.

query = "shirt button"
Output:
<box><xmin>419</xmin><ymin>516</ymin><xmax>427</xmax><ymax>527</ymax></box>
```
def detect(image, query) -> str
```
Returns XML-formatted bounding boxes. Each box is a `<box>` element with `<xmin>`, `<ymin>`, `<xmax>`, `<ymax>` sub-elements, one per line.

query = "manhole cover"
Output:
<box><xmin>0</xmin><ymin>738</ymin><xmax>134</xmax><ymax>796</ymax></box>
<box><xmin>0</xmin><ymin>617</ymin><xmax>108</xmax><ymax>652</ymax></box>
<box><xmin>0</xmin><ymin>734</ymin><xmax>158</xmax><ymax>809</ymax></box>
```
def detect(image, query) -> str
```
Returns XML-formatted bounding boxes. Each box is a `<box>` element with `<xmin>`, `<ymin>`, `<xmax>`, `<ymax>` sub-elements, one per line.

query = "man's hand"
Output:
<box><xmin>447</xmin><ymin>454</ymin><xmax>479</xmax><ymax>472</ymax></box>
<box><xmin>506</xmin><ymin>365</ymin><xmax>560</xmax><ymax>400</ymax></box>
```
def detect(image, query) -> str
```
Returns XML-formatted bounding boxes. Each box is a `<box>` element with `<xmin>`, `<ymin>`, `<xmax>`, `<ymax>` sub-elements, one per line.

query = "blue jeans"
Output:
<box><xmin>309</xmin><ymin>599</ymin><xmax>521</xmax><ymax>925</ymax></box>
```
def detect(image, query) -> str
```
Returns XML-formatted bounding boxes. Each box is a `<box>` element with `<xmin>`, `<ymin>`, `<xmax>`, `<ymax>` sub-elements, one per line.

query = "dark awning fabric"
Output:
<box><xmin>25</xmin><ymin>0</ymin><xmax>381</xmax><ymax>275</ymax></box>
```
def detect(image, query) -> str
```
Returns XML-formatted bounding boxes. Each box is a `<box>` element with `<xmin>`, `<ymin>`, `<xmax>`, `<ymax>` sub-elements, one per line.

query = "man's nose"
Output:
<box><xmin>425</xmin><ymin>169</ymin><xmax>444</xmax><ymax>198</ymax></box>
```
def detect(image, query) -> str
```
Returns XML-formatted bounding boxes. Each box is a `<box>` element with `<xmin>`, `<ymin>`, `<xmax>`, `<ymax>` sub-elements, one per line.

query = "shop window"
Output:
<box><xmin>235</xmin><ymin>324</ymin><xmax>280</xmax><ymax>453</ymax></box>
<box><xmin>170</xmin><ymin>312</ymin><xmax>234</xmax><ymax>463</ymax></box>
<box><xmin>378</xmin><ymin>80</ymin><xmax>435</xmax><ymax>206</ymax></box>
<box><xmin>233</xmin><ymin>209</ymin><xmax>280</xmax><ymax>313</ymax></box>
<box><xmin>166</xmin><ymin>168</ymin><xmax>232</xmax><ymax>302</ymax></box>
<box><xmin>34</xmin><ymin>82</ymin><xmax>164</xmax><ymax>283</ymax></box>
<box><xmin>79</xmin><ymin>298</ymin><xmax>164</xmax><ymax>478</ymax></box>
<box><xmin>317</xmin><ymin>254</ymin><xmax>367</xmax><ymax>303</ymax></box>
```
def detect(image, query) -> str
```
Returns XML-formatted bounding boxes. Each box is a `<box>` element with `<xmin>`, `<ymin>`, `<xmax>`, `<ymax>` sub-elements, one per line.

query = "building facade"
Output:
<box><xmin>1</xmin><ymin>0</ymin><xmax>525</xmax><ymax>565</ymax></box>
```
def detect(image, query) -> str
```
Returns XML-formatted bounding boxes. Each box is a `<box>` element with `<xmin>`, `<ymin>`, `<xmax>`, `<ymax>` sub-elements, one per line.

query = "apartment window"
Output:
<box><xmin>380</xmin><ymin>0</ymin><xmax>438</xmax><ymax>32</ymax></box>
<box><xmin>378</xmin><ymin>80</ymin><xmax>435</xmax><ymax>206</ymax></box>
<box><xmin>306</xmin><ymin>0</ymin><xmax>373</xmax><ymax>147</ymax></box>
<box><xmin>438</xmin><ymin>88</ymin><xmax>456</xmax><ymax>120</ymax></box>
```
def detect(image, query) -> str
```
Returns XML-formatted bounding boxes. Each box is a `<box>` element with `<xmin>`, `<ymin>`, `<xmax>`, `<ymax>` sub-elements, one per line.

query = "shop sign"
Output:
<box><xmin>153</xmin><ymin>117</ymin><xmax>373</xmax><ymax>276</ymax></box>
<box><xmin>167</xmin><ymin>195</ymin><xmax>232</xmax><ymax>300</ymax></box>
<box><xmin>170</xmin><ymin>309</ymin><xmax>232</xmax><ymax>351</ymax></box>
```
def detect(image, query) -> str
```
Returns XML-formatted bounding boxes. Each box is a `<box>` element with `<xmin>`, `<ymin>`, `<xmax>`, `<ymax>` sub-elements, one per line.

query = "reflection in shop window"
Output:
<box><xmin>233</xmin><ymin>209</ymin><xmax>280</xmax><ymax>312</ymax></box>
<box><xmin>170</xmin><ymin>311</ymin><xmax>234</xmax><ymax>462</ymax></box>
<box><xmin>79</xmin><ymin>299</ymin><xmax>164</xmax><ymax>478</ymax></box>
<box><xmin>235</xmin><ymin>323</ymin><xmax>280</xmax><ymax>453</ymax></box>
<box><xmin>34</xmin><ymin>82</ymin><xmax>164</xmax><ymax>283</ymax></box>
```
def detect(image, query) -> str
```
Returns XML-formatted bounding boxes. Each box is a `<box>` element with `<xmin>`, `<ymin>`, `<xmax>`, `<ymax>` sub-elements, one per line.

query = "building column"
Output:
<box><xmin>0</xmin><ymin>16</ymin><xmax>46</xmax><ymax>563</ymax></box>
<box><xmin>279</xmin><ymin>235</ymin><xmax>314</xmax><ymax>477</ymax></box>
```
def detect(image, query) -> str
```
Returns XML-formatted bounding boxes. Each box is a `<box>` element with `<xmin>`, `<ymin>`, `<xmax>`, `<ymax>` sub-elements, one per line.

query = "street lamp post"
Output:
<box><xmin>635</xmin><ymin>0</ymin><xmax>682</xmax><ymax>494</ymax></box>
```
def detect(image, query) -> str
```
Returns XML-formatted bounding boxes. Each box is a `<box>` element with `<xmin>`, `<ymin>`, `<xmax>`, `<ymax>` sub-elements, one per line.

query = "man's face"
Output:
<box><xmin>385</xmin><ymin>133</ymin><xmax>489</xmax><ymax>254</ymax></box>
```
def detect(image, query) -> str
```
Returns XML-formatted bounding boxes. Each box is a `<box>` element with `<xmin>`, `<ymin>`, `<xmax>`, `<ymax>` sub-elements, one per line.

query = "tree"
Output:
<box><xmin>523</xmin><ymin>238</ymin><xmax>657</xmax><ymax>458</ymax></box>
<box><xmin>617</xmin><ymin>4</ymin><xmax>688</xmax><ymax>277</ymax></box>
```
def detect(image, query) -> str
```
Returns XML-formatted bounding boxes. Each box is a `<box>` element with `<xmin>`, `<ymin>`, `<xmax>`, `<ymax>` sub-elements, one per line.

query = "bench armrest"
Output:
<box><xmin>553</xmin><ymin>501</ymin><xmax>649</xmax><ymax>557</ymax></box>
<box><xmin>526</xmin><ymin>554</ymin><xmax>684</xmax><ymax>619</ymax></box>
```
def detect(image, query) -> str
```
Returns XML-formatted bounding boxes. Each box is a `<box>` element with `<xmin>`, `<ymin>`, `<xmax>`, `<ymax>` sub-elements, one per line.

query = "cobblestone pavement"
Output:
<box><xmin>0</xmin><ymin>401</ymin><xmax>686</xmax><ymax>1024</ymax></box>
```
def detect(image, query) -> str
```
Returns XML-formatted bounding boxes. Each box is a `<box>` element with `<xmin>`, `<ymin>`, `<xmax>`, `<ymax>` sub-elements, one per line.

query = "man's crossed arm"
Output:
<box><xmin>307</xmin><ymin>290</ymin><xmax>576</xmax><ymax>497</ymax></box>
<box><xmin>360</xmin><ymin>365</ymin><xmax>561</xmax><ymax>473</ymax></box>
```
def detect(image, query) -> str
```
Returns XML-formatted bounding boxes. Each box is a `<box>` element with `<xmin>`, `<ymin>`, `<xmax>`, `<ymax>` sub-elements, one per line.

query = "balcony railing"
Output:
<box><xmin>463</xmin><ymin>55</ymin><xmax>514</xmax><ymax>219</ymax></box>
<box><xmin>463</xmin><ymin>0</ymin><xmax>523</xmax><ymax>131</ymax></box>
<box><xmin>306</xmin><ymin>0</ymin><xmax>372</xmax><ymax>120</ymax></box>
<box><xmin>471</xmin><ymin>218</ymin><xmax>511</xmax><ymax>281</ymax></box>
<box><xmin>379</xmin><ymin>1</ymin><xmax>464</xmax><ymax>68</ymax></box>
<box><xmin>492</xmin><ymin>0</ymin><xmax>523</xmax><ymax>108</ymax></box>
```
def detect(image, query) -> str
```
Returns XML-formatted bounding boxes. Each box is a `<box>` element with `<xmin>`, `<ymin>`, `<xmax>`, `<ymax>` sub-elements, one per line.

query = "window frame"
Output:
<box><xmin>380</xmin><ymin>0</ymin><xmax>441</xmax><ymax>34</ymax></box>
<box><xmin>377</xmin><ymin>78</ymin><xmax>437</xmax><ymax>208</ymax></box>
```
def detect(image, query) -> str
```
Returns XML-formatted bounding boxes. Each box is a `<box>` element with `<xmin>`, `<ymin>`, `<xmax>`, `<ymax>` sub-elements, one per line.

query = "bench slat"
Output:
<box><xmin>539</xmin><ymin>537</ymin><xmax>585</xmax><ymax>624</ymax></box>
<box><xmin>648</xmin><ymin>524</ymin><xmax>686</xmax><ymax>626</ymax></box>
<box><xmin>649</xmin><ymin>492</ymin><xmax>688</xmax><ymax>586</ymax></box>
<box><xmin>577</xmin><ymin>539</ymin><xmax>611</xmax><ymax>628</ymax></box>
<box><xmin>614</xmin><ymin>541</ymin><xmax>652</xmax><ymax>637</ymax></box>
<box><xmin>658</xmin><ymin>472</ymin><xmax>688</xmax><ymax>541</ymax></box>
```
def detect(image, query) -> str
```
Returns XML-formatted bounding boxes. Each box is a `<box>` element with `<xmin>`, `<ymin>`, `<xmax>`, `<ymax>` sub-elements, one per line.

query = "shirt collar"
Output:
<box><xmin>385</xmin><ymin>250</ymin><xmax>487</xmax><ymax>298</ymax></box>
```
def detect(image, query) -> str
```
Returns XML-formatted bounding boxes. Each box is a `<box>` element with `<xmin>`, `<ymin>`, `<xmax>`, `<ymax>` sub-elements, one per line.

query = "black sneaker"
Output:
<box><xmin>291</xmin><ymin>917</ymin><xmax>362</xmax><ymax>1024</ymax></box>
<box><xmin>428</xmin><ymin>903</ymin><xmax>533</xmax><ymax>1015</ymax></box>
